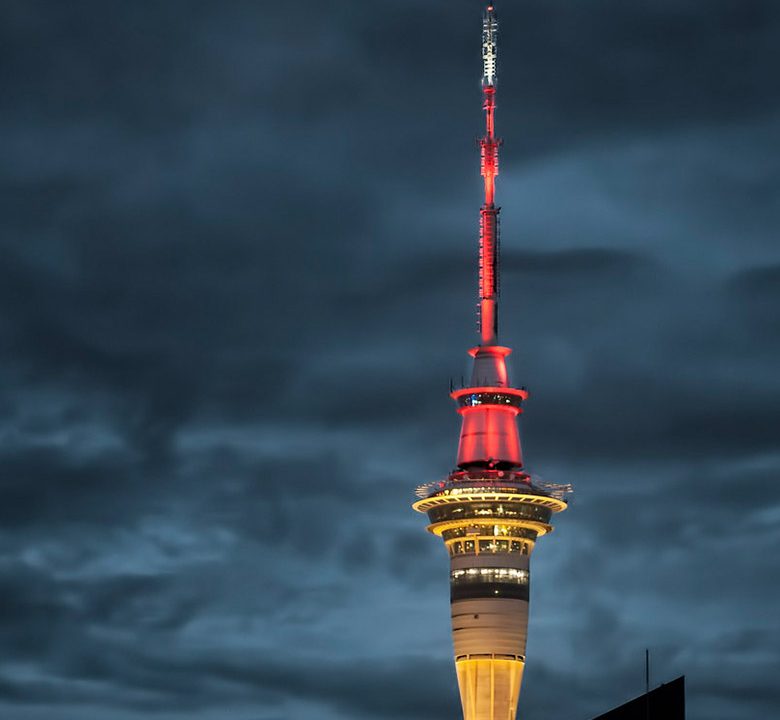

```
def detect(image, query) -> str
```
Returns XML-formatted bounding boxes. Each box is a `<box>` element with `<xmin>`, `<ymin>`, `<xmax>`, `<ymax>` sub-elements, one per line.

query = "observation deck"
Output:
<box><xmin>413</xmin><ymin>469</ymin><xmax>569</xmax><ymax>551</ymax></box>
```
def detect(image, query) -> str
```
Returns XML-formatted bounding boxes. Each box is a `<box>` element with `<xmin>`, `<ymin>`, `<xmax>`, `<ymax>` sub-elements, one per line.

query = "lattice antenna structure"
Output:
<box><xmin>478</xmin><ymin>4</ymin><xmax>501</xmax><ymax>345</ymax></box>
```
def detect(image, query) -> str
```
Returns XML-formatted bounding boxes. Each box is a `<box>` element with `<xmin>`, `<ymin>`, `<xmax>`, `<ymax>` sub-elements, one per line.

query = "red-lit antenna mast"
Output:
<box><xmin>479</xmin><ymin>4</ymin><xmax>501</xmax><ymax>345</ymax></box>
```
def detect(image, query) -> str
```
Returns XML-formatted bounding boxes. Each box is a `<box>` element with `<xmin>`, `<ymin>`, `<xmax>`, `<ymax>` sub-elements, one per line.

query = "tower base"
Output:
<box><xmin>456</xmin><ymin>656</ymin><xmax>525</xmax><ymax>720</ymax></box>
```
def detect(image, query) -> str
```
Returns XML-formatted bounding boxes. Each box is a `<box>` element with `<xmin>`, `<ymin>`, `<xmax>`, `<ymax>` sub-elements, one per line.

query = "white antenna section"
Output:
<box><xmin>482</xmin><ymin>6</ymin><xmax>498</xmax><ymax>86</ymax></box>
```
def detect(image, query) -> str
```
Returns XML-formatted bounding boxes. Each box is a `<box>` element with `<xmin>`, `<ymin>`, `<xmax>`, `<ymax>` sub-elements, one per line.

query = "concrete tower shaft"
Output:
<box><xmin>413</xmin><ymin>479</ymin><xmax>566</xmax><ymax>720</ymax></box>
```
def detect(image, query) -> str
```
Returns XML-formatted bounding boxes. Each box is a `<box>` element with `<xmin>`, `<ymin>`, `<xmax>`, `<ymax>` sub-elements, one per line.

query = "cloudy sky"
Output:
<box><xmin>1</xmin><ymin>1</ymin><xmax>778</xmax><ymax>718</ymax></box>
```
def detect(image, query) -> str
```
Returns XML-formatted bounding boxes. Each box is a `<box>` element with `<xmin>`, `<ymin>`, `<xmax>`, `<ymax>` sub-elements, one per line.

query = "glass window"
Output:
<box><xmin>450</xmin><ymin>567</ymin><xmax>530</xmax><ymax>601</ymax></box>
<box><xmin>428</xmin><ymin>502</ymin><xmax>552</xmax><ymax>525</ymax></box>
<box><xmin>450</xmin><ymin>567</ymin><xmax>529</xmax><ymax>585</ymax></box>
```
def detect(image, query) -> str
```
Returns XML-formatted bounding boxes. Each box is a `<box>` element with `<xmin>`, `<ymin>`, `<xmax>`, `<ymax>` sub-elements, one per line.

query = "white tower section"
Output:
<box><xmin>482</xmin><ymin>8</ymin><xmax>498</xmax><ymax>86</ymax></box>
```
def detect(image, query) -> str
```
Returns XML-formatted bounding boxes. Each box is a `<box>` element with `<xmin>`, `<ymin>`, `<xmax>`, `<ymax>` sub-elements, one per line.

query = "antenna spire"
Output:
<box><xmin>482</xmin><ymin>5</ymin><xmax>498</xmax><ymax>86</ymax></box>
<box><xmin>478</xmin><ymin>4</ymin><xmax>501</xmax><ymax>345</ymax></box>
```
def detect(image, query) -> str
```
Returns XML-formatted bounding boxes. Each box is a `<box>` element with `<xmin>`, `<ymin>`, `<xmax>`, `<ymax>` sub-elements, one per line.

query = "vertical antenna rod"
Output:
<box><xmin>479</xmin><ymin>4</ymin><xmax>501</xmax><ymax>345</ymax></box>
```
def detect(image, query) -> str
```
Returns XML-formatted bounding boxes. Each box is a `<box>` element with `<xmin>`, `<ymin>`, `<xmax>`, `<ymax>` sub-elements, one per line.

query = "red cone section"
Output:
<box><xmin>451</xmin><ymin>345</ymin><xmax>527</xmax><ymax>468</ymax></box>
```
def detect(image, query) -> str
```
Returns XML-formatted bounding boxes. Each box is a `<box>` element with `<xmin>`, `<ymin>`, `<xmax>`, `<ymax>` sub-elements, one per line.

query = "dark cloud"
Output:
<box><xmin>1</xmin><ymin>1</ymin><xmax>778</xmax><ymax>719</ymax></box>
<box><xmin>0</xmin><ymin>557</ymin><xmax>457</xmax><ymax>716</ymax></box>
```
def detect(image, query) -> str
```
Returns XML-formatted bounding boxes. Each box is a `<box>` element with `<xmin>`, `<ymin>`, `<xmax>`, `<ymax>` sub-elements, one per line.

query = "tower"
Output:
<box><xmin>413</xmin><ymin>6</ymin><xmax>570</xmax><ymax>719</ymax></box>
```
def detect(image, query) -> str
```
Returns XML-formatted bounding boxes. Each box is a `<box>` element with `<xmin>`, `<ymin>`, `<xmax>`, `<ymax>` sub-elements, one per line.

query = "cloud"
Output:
<box><xmin>0</xmin><ymin>1</ymin><xmax>778</xmax><ymax>719</ymax></box>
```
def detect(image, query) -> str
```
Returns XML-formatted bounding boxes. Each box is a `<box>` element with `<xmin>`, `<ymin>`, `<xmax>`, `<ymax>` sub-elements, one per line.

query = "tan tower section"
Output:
<box><xmin>414</xmin><ymin>477</ymin><xmax>567</xmax><ymax>720</ymax></box>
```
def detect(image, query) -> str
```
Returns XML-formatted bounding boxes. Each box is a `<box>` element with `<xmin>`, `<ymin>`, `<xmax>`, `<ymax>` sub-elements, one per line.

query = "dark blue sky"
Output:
<box><xmin>1</xmin><ymin>1</ymin><xmax>779</xmax><ymax>719</ymax></box>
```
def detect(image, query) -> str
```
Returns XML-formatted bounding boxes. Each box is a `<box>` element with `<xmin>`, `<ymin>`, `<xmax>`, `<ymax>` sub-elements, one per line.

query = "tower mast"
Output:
<box><xmin>413</xmin><ymin>6</ymin><xmax>570</xmax><ymax>720</ymax></box>
<box><xmin>479</xmin><ymin>5</ymin><xmax>500</xmax><ymax>345</ymax></box>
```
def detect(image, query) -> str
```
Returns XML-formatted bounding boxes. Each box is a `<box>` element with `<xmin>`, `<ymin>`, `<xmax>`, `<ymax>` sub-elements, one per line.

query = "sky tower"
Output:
<box><xmin>413</xmin><ymin>6</ymin><xmax>570</xmax><ymax>719</ymax></box>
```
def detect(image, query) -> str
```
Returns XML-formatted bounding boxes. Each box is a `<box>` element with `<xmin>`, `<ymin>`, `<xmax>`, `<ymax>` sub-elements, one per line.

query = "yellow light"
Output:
<box><xmin>412</xmin><ymin>492</ymin><xmax>567</xmax><ymax>514</ymax></box>
<box><xmin>455</xmin><ymin>657</ymin><xmax>525</xmax><ymax>720</ymax></box>
<box><xmin>426</xmin><ymin>518</ymin><xmax>552</xmax><ymax>538</ymax></box>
